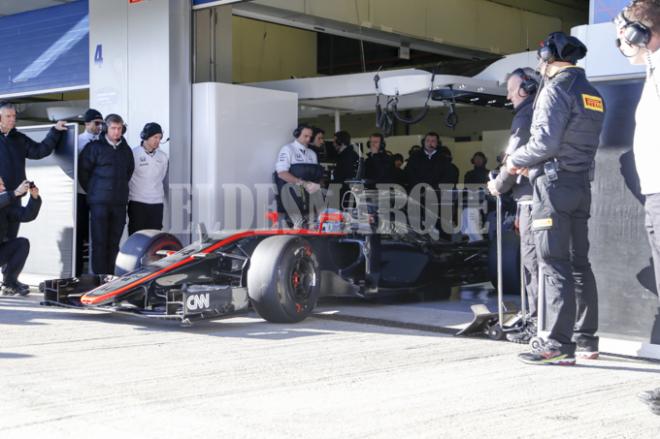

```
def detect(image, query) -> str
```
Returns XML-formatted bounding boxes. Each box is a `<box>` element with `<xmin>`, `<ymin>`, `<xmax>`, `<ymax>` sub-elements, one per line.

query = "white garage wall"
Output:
<box><xmin>192</xmin><ymin>83</ymin><xmax>298</xmax><ymax>233</ymax></box>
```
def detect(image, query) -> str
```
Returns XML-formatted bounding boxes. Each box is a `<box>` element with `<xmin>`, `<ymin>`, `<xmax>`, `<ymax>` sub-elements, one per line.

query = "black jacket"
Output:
<box><xmin>333</xmin><ymin>145</ymin><xmax>359</xmax><ymax>184</ymax></box>
<box><xmin>0</xmin><ymin>191</ymin><xmax>41</xmax><ymax>242</ymax></box>
<box><xmin>79</xmin><ymin>136</ymin><xmax>135</xmax><ymax>205</ymax></box>
<box><xmin>464</xmin><ymin>166</ymin><xmax>490</xmax><ymax>186</ymax></box>
<box><xmin>0</xmin><ymin>127</ymin><xmax>62</xmax><ymax>191</ymax></box>
<box><xmin>364</xmin><ymin>152</ymin><xmax>395</xmax><ymax>186</ymax></box>
<box><xmin>509</xmin><ymin>67</ymin><xmax>605</xmax><ymax>182</ymax></box>
<box><xmin>405</xmin><ymin>150</ymin><xmax>445</xmax><ymax>188</ymax></box>
<box><xmin>494</xmin><ymin>96</ymin><xmax>534</xmax><ymax>200</ymax></box>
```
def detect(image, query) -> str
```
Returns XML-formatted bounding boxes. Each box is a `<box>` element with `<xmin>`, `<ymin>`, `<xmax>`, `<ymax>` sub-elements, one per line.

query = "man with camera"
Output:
<box><xmin>0</xmin><ymin>101</ymin><xmax>67</xmax><ymax>238</ymax></box>
<box><xmin>506</xmin><ymin>32</ymin><xmax>605</xmax><ymax>365</ymax></box>
<box><xmin>0</xmin><ymin>179</ymin><xmax>41</xmax><ymax>296</ymax></box>
<box><xmin>79</xmin><ymin>114</ymin><xmax>135</xmax><ymax>275</ymax></box>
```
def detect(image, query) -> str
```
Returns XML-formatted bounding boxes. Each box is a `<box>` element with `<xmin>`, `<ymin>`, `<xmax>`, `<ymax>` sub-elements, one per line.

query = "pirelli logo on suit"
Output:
<box><xmin>582</xmin><ymin>94</ymin><xmax>604</xmax><ymax>112</ymax></box>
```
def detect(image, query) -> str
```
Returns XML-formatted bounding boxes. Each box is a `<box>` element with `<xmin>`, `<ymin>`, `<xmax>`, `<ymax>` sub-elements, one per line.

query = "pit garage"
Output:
<box><xmin>1</xmin><ymin>0</ymin><xmax>660</xmax><ymax>437</ymax></box>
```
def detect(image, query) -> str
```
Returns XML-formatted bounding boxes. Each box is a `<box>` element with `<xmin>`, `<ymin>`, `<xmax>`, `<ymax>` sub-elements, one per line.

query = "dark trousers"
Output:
<box><xmin>518</xmin><ymin>201</ymin><xmax>539</xmax><ymax>316</ymax></box>
<box><xmin>0</xmin><ymin>238</ymin><xmax>29</xmax><ymax>286</ymax></box>
<box><xmin>75</xmin><ymin>193</ymin><xmax>90</xmax><ymax>276</ymax></box>
<box><xmin>644</xmin><ymin>193</ymin><xmax>660</xmax><ymax>296</ymax></box>
<box><xmin>532</xmin><ymin>172</ymin><xmax>599</xmax><ymax>354</ymax></box>
<box><xmin>127</xmin><ymin>201</ymin><xmax>164</xmax><ymax>235</ymax></box>
<box><xmin>90</xmin><ymin>204</ymin><xmax>127</xmax><ymax>275</ymax></box>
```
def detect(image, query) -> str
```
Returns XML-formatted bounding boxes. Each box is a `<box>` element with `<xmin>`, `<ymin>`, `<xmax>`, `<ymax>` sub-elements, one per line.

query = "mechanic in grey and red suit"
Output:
<box><xmin>79</xmin><ymin>114</ymin><xmax>135</xmax><ymax>275</ymax></box>
<box><xmin>0</xmin><ymin>179</ymin><xmax>41</xmax><ymax>296</ymax></box>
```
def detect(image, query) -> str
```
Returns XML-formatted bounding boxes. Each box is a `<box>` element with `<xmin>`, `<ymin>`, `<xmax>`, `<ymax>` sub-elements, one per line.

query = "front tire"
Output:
<box><xmin>247</xmin><ymin>236</ymin><xmax>320</xmax><ymax>323</ymax></box>
<box><xmin>115</xmin><ymin>230</ymin><xmax>183</xmax><ymax>275</ymax></box>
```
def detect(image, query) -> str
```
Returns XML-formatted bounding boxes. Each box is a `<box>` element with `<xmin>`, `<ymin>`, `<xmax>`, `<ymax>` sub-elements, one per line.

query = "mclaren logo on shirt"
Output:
<box><xmin>582</xmin><ymin>94</ymin><xmax>604</xmax><ymax>112</ymax></box>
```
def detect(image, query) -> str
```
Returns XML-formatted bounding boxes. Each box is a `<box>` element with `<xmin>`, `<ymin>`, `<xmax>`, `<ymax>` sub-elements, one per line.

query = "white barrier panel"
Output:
<box><xmin>18</xmin><ymin>124</ymin><xmax>77</xmax><ymax>284</ymax></box>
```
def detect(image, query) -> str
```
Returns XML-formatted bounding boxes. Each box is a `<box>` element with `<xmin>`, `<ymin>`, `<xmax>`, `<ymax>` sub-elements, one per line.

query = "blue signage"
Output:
<box><xmin>0</xmin><ymin>0</ymin><xmax>89</xmax><ymax>97</ymax></box>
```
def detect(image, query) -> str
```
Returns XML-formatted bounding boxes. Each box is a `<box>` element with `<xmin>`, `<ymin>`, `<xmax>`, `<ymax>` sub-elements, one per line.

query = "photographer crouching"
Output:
<box><xmin>0</xmin><ymin>179</ymin><xmax>41</xmax><ymax>296</ymax></box>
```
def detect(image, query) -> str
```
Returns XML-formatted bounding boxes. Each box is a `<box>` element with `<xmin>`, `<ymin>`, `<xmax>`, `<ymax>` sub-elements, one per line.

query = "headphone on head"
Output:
<box><xmin>293</xmin><ymin>123</ymin><xmax>312</xmax><ymax>139</ymax></box>
<box><xmin>538</xmin><ymin>32</ymin><xmax>587</xmax><ymax>65</ymax></box>
<box><xmin>511</xmin><ymin>68</ymin><xmax>539</xmax><ymax>95</ymax></box>
<box><xmin>140</xmin><ymin>122</ymin><xmax>161</xmax><ymax>141</ymax></box>
<box><xmin>616</xmin><ymin>2</ymin><xmax>652</xmax><ymax>48</ymax></box>
<box><xmin>101</xmin><ymin>114</ymin><xmax>127</xmax><ymax>136</ymax></box>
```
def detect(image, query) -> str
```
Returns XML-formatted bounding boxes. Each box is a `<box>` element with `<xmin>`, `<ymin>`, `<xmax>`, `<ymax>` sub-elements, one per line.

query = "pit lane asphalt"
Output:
<box><xmin>1</xmin><ymin>294</ymin><xmax>659</xmax><ymax>439</ymax></box>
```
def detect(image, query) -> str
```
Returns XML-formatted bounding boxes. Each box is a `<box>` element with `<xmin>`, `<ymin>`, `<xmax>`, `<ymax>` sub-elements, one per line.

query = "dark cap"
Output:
<box><xmin>539</xmin><ymin>32</ymin><xmax>587</xmax><ymax>65</ymax></box>
<box><xmin>140</xmin><ymin>122</ymin><xmax>163</xmax><ymax>141</ymax></box>
<box><xmin>84</xmin><ymin>108</ymin><xmax>103</xmax><ymax>123</ymax></box>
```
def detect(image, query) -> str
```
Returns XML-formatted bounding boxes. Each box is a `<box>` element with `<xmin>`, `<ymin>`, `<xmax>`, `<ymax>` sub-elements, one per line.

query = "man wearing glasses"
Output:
<box><xmin>76</xmin><ymin>109</ymin><xmax>103</xmax><ymax>275</ymax></box>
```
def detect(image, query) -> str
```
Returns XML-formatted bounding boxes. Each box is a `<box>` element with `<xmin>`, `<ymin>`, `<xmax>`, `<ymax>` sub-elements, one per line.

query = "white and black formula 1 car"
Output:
<box><xmin>41</xmin><ymin>187</ymin><xmax>493</xmax><ymax>326</ymax></box>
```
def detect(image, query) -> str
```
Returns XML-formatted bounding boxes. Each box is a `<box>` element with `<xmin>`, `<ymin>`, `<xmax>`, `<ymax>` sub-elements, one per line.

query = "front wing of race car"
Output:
<box><xmin>40</xmin><ymin>275</ymin><xmax>251</xmax><ymax>326</ymax></box>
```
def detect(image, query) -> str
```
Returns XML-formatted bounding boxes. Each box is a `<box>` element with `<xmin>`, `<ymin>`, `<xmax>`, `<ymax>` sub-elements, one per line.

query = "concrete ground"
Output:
<box><xmin>1</xmin><ymin>294</ymin><xmax>660</xmax><ymax>439</ymax></box>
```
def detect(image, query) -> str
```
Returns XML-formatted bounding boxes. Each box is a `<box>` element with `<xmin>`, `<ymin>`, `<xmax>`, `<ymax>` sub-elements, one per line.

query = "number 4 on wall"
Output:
<box><xmin>94</xmin><ymin>44</ymin><xmax>103</xmax><ymax>66</ymax></box>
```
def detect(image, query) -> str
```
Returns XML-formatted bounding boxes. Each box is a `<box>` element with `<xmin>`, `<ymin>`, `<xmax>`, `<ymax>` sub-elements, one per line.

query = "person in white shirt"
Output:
<box><xmin>128</xmin><ymin>122</ymin><xmax>168</xmax><ymax>235</ymax></box>
<box><xmin>76</xmin><ymin>108</ymin><xmax>103</xmax><ymax>275</ymax></box>
<box><xmin>274</xmin><ymin>124</ymin><xmax>322</xmax><ymax>221</ymax></box>
<box><xmin>615</xmin><ymin>0</ymin><xmax>660</xmax><ymax>414</ymax></box>
<box><xmin>275</xmin><ymin>124</ymin><xmax>320</xmax><ymax>192</ymax></box>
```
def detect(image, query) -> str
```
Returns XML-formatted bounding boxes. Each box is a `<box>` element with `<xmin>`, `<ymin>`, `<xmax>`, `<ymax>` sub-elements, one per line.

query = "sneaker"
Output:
<box><xmin>506</xmin><ymin>320</ymin><xmax>537</xmax><ymax>344</ymax></box>
<box><xmin>518</xmin><ymin>339</ymin><xmax>576</xmax><ymax>366</ymax></box>
<box><xmin>1</xmin><ymin>282</ymin><xmax>30</xmax><ymax>296</ymax></box>
<box><xmin>639</xmin><ymin>388</ymin><xmax>660</xmax><ymax>404</ymax></box>
<box><xmin>649</xmin><ymin>400</ymin><xmax>660</xmax><ymax>416</ymax></box>
<box><xmin>575</xmin><ymin>337</ymin><xmax>599</xmax><ymax>360</ymax></box>
<box><xmin>15</xmin><ymin>281</ymin><xmax>30</xmax><ymax>295</ymax></box>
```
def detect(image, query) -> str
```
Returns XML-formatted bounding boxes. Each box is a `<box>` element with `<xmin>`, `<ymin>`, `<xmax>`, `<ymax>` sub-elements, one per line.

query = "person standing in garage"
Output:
<box><xmin>405</xmin><ymin>132</ymin><xmax>444</xmax><ymax>189</ymax></box>
<box><xmin>613</xmin><ymin>0</ymin><xmax>660</xmax><ymax>413</ymax></box>
<box><xmin>332</xmin><ymin>130</ymin><xmax>359</xmax><ymax>196</ymax></box>
<box><xmin>464</xmin><ymin>152</ymin><xmax>490</xmax><ymax>185</ymax></box>
<box><xmin>309</xmin><ymin>127</ymin><xmax>326</xmax><ymax>160</ymax></box>
<box><xmin>274</xmin><ymin>124</ymin><xmax>321</xmax><ymax>221</ymax></box>
<box><xmin>488</xmin><ymin>67</ymin><xmax>540</xmax><ymax>344</ymax></box>
<box><xmin>128</xmin><ymin>122</ymin><xmax>169</xmax><ymax>235</ymax></box>
<box><xmin>75</xmin><ymin>108</ymin><xmax>104</xmax><ymax>276</ymax></box>
<box><xmin>79</xmin><ymin>114</ymin><xmax>135</xmax><ymax>275</ymax></box>
<box><xmin>364</xmin><ymin>133</ymin><xmax>395</xmax><ymax>186</ymax></box>
<box><xmin>505</xmin><ymin>32</ymin><xmax>605</xmax><ymax>365</ymax></box>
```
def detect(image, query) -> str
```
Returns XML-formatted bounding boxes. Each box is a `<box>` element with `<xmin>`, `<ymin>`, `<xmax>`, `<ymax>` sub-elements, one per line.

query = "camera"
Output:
<box><xmin>28</xmin><ymin>181</ymin><xmax>35</xmax><ymax>189</ymax></box>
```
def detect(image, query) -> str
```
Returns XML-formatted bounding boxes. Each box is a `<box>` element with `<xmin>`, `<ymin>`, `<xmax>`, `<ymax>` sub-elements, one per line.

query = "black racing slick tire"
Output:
<box><xmin>247</xmin><ymin>236</ymin><xmax>321</xmax><ymax>323</ymax></box>
<box><xmin>114</xmin><ymin>230</ymin><xmax>183</xmax><ymax>275</ymax></box>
